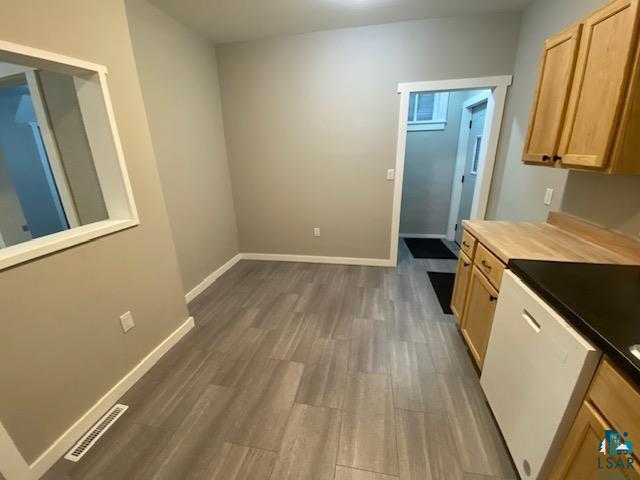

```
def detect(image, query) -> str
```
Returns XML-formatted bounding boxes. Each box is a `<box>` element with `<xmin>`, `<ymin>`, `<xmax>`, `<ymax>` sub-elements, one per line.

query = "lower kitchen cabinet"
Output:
<box><xmin>451</xmin><ymin>251</ymin><xmax>473</xmax><ymax>320</ymax></box>
<box><xmin>550</xmin><ymin>359</ymin><xmax>640</xmax><ymax>479</ymax></box>
<box><xmin>549</xmin><ymin>401</ymin><xmax>639</xmax><ymax>479</ymax></box>
<box><xmin>461</xmin><ymin>266</ymin><xmax>499</xmax><ymax>368</ymax></box>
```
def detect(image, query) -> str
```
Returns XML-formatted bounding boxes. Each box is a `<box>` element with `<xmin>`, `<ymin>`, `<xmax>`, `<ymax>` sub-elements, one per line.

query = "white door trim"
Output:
<box><xmin>447</xmin><ymin>91</ymin><xmax>491</xmax><ymax>241</ymax></box>
<box><xmin>389</xmin><ymin>75</ymin><xmax>512</xmax><ymax>265</ymax></box>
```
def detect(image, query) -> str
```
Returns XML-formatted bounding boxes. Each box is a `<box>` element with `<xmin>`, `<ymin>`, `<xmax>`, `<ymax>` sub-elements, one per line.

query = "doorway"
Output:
<box><xmin>389</xmin><ymin>76</ymin><xmax>512</xmax><ymax>266</ymax></box>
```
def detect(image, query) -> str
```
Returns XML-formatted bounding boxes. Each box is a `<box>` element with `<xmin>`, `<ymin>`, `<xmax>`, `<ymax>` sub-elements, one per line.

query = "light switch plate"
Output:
<box><xmin>386</xmin><ymin>169</ymin><xmax>395</xmax><ymax>180</ymax></box>
<box><xmin>313</xmin><ymin>228</ymin><xmax>320</xmax><ymax>237</ymax></box>
<box><xmin>120</xmin><ymin>311</ymin><xmax>135</xmax><ymax>333</ymax></box>
<box><xmin>544</xmin><ymin>188</ymin><xmax>554</xmax><ymax>206</ymax></box>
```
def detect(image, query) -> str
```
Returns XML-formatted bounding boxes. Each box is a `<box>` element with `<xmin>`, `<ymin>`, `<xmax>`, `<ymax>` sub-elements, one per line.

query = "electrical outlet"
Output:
<box><xmin>313</xmin><ymin>228</ymin><xmax>321</xmax><ymax>237</ymax></box>
<box><xmin>386</xmin><ymin>169</ymin><xmax>395</xmax><ymax>180</ymax></box>
<box><xmin>120</xmin><ymin>311</ymin><xmax>135</xmax><ymax>333</ymax></box>
<box><xmin>544</xmin><ymin>188</ymin><xmax>554</xmax><ymax>206</ymax></box>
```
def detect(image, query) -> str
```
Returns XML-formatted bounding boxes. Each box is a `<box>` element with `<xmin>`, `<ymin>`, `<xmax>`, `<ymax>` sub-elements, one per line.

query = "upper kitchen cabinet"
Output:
<box><xmin>523</xmin><ymin>25</ymin><xmax>582</xmax><ymax>165</ymax></box>
<box><xmin>523</xmin><ymin>0</ymin><xmax>640</xmax><ymax>174</ymax></box>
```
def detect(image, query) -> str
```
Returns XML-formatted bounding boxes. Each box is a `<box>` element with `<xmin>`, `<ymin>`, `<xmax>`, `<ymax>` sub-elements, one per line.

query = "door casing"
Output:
<box><xmin>390</xmin><ymin>76</ymin><xmax>512</xmax><ymax>266</ymax></box>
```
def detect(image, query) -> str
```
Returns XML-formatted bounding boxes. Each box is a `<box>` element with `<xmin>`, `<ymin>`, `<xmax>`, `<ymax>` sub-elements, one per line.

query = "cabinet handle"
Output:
<box><xmin>481</xmin><ymin>260</ymin><xmax>492</xmax><ymax>271</ymax></box>
<box><xmin>462</xmin><ymin>241</ymin><xmax>470</xmax><ymax>248</ymax></box>
<box><xmin>553</xmin><ymin>155</ymin><xmax>562</xmax><ymax>163</ymax></box>
<box><xmin>489</xmin><ymin>295</ymin><xmax>498</xmax><ymax>302</ymax></box>
<box><xmin>542</xmin><ymin>155</ymin><xmax>551</xmax><ymax>162</ymax></box>
<box><xmin>463</xmin><ymin>261</ymin><xmax>470</xmax><ymax>267</ymax></box>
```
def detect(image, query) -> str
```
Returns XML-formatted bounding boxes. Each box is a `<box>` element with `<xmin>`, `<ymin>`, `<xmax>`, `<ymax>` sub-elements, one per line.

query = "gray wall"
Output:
<box><xmin>126</xmin><ymin>0</ymin><xmax>240</xmax><ymax>294</ymax></box>
<box><xmin>400</xmin><ymin>90</ymin><xmax>478</xmax><ymax>236</ymax></box>
<box><xmin>0</xmin><ymin>0</ymin><xmax>189</xmax><ymax>463</ymax></box>
<box><xmin>0</xmin><ymin>146</ymin><xmax>31</xmax><ymax>246</ymax></box>
<box><xmin>217</xmin><ymin>14</ymin><xmax>521</xmax><ymax>259</ymax></box>
<box><xmin>487</xmin><ymin>0</ymin><xmax>640</xmax><ymax>238</ymax></box>
<box><xmin>38</xmin><ymin>70</ymin><xmax>109</xmax><ymax>225</ymax></box>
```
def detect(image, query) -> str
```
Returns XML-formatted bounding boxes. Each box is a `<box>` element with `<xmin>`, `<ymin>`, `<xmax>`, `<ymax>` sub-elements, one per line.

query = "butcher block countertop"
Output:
<box><xmin>462</xmin><ymin>213</ymin><xmax>640</xmax><ymax>266</ymax></box>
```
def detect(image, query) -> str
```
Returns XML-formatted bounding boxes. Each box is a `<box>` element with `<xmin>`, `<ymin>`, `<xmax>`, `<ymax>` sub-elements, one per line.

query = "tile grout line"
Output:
<box><xmin>335</xmin><ymin>463</ymin><xmax>400</xmax><ymax>478</ymax></box>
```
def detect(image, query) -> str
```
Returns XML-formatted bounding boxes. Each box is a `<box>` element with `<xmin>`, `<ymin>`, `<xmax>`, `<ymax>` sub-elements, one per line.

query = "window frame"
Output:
<box><xmin>0</xmin><ymin>40</ymin><xmax>139</xmax><ymax>271</ymax></box>
<box><xmin>407</xmin><ymin>92</ymin><xmax>449</xmax><ymax>131</ymax></box>
<box><xmin>470</xmin><ymin>135</ymin><xmax>482</xmax><ymax>175</ymax></box>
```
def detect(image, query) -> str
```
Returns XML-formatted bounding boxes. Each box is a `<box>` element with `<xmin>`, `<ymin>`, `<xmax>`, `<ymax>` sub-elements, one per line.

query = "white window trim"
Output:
<box><xmin>407</xmin><ymin>92</ymin><xmax>449</xmax><ymax>131</ymax></box>
<box><xmin>0</xmin><ymin>40</ymin><xmax>139</xmax><ymax>271</ymax></box>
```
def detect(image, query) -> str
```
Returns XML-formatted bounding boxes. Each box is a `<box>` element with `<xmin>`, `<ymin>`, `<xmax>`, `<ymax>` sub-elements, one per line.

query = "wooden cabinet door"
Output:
<box><xmin>549</xmin><ymin>401</ymin><xmax>640</xmax><ymax>479</ymax></box>
<box><xmin>558</xmin><ymin>0</ymin><xmax>640</xmax><ymax>169</ymax></box>
<box><xmin>523</xmin><ymin>24</ymin><xmax>582</xmax><ymax>165</ymax></box>
<box><xmin>588</xmin><ymin>359</ymin><xmax>640</xmax><ymax>443</ymax></box>
<box><xmin>451</xmin><ymin>251</ymin><xmax>472</xmax><ymax>322</ymax></box>
<box><xmin>460</xmin><ymin>267</ymin><xmax>498</xmax><ymax>369</ymax></box>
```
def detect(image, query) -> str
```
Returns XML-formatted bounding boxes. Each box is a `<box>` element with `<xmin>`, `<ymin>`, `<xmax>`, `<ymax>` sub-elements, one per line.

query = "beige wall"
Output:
<box><xmin>487</xmin><ymin>0</ymin><xmax>640</xmax><ymax>239</ymax></box>
<box><xmin>126</xmin><ymin>0</ymin><xmax>240</xmax><ymax>294</ymax></box>
<box><xmin>217</xmin><ymin>14</ymin><xmax>521</xmax><ymax>259</ymax></box>
<box><xmin>0</xmin><ymin>0</ymin><xmax>190</xmax><ymax>464</ymax></box>
<box><xmin>400</xmin><ymin>90</ymin><xmax>478</xmax><ymax>236</ymax></box>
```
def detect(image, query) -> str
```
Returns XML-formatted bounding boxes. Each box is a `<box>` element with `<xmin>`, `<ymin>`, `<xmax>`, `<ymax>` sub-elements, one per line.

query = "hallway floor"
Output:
<box><xmin>43</xmin><ymin>242</ymin><xmax>516</xmax><ymax>480</ymax></box>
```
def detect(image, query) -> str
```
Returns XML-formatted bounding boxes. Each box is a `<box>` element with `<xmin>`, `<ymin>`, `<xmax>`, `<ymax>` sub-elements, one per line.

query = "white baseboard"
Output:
<box><xmin>22</xmin><ymin>316</ymin><xmax>195</xmax><ymax>480</ymax></box>
<box><xmin>185</xmin><ymin>253</ymin><xmax>242</xmax><ymax>303</ymax></box>
<box><xmin>241</xmin><ymin>253</ymin><xmax>394</xmax><ymax>267</ymax></box>
<box><xmin>184</xmin><ymin>252</ymin><xmax>393</xmax><ymax>304</ymax></box>
<box><xmin>399</xmin><ymin>233</ymin><xmax>447</xmax><ymax>239</ymax></box>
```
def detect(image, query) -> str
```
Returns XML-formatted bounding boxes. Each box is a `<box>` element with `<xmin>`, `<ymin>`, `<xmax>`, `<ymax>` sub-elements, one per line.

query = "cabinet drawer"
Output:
<box><xmin>460</xmin><ymin>230</ymin><xmax>477</xmax><ymax>258</ymax></box>
<box><xmin>474</xmin><ymin>243</ymin><xmax>506</xmax><ymax>290</ymax></box>
<box><xmin>588</xmin><ymin>358</ymin><xmax>640</xmax><ymax>439</ymax></box>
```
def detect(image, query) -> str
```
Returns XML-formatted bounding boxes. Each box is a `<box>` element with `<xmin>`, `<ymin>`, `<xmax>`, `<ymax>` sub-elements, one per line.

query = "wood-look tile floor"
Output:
<box><xmin>43</xmin><ymin>241</ymin><xmax>516</xmax><ymax>480</ymax></box>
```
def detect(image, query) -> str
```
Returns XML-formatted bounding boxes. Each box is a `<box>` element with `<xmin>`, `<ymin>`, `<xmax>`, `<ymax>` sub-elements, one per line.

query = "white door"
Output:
<box><xmin>455</xmin><ymin>101</ymin><xmax>487</xmax><ymax>245</ymax></box>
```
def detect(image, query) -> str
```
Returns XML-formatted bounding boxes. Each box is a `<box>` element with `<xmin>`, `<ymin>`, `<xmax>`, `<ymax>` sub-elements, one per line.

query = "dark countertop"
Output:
<box><xmin>508</xmin><ymin>259</ymin><xmax>640</xmax><ymax>386</ymax></box>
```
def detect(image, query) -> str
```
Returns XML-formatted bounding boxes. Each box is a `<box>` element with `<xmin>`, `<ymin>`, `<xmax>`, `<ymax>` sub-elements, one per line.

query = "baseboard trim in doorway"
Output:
<box><xmin>185</xmin><ymin>253</ymin><xmax>243</xmax><ymax>303</ymax></box>
<box><xmin>399</xmin><ymin>233</ymin><xmax>447</xmax><ymax>239</ymax></box>
<box><xmin>24</xmin><ymin>316</ymin><xmax>195</xmax><ymax>480</ymax></box>
<box><xmin>242</xmin><ymin>253</ymin><xmax>394</xmax><ymax>267</ymax></box>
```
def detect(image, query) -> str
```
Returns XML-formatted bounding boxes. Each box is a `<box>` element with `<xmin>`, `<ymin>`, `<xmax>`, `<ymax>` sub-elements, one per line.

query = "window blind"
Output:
<box><xmin>408</xmin><ymin>92</ymin><xmax>435</xmax><ymax>122</ymax></box>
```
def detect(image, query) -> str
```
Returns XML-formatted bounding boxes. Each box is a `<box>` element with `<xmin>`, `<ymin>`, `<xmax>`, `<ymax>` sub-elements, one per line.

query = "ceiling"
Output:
<box><xmin>150</xmin><ymin>0</ymin><xmax>532</xmax><ymax>44</ymax></box>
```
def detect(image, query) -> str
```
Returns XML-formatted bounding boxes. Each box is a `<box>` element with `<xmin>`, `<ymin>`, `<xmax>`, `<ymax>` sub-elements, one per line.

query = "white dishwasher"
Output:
<box><xmin>480</xmin><ymin>270</ymin><xmax>601</xmax><ymax>479</ymax></box>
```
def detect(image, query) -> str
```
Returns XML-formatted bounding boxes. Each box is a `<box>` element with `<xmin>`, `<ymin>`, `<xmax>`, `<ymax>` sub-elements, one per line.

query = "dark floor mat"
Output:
<box><xmin>404</xmin><ymin>238</ymin><xmax>457</xmax><ymax>259</ymax></box>
<box><xmin>428</xmin><ymin>272</ymin><xmax>455</xmax><ymax>315</ymax></box>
